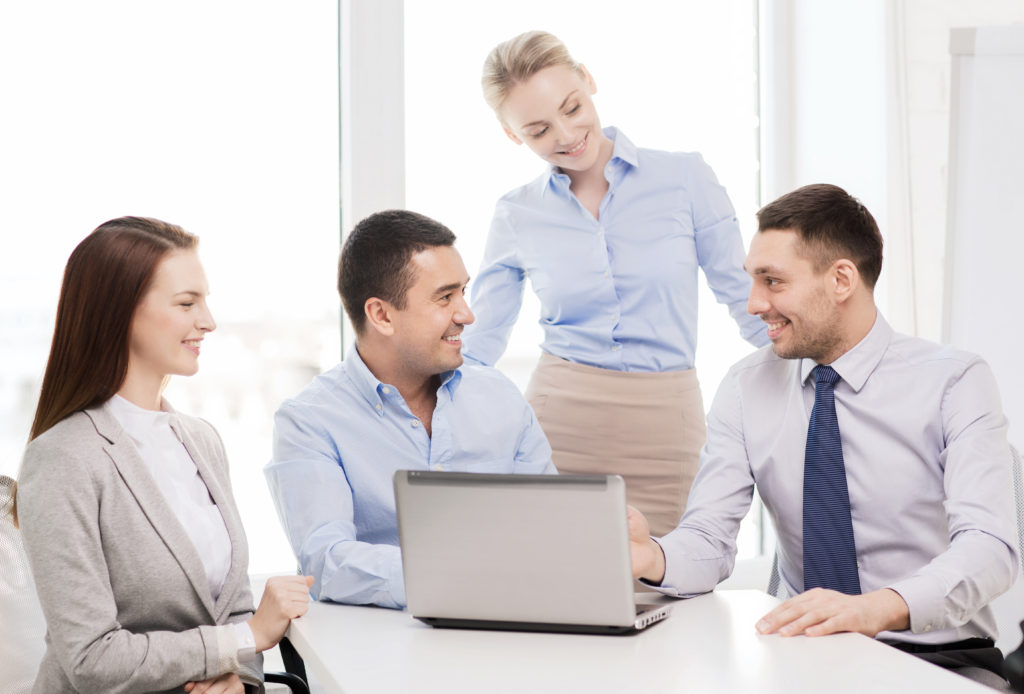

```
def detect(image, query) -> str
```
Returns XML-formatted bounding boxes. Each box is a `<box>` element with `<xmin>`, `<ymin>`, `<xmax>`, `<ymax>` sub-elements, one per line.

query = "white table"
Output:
<box><xmin>284</xmin><ymin>590</ymin><xmax>993</xmax><ymax>693</ymax></box>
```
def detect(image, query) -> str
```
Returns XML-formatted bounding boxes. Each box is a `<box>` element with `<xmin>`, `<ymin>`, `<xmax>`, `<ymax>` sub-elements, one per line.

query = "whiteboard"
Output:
<box><xmin>945</xmin><ymin>25</ymin><xmax>1024</xmax><ymax>450</ymax></box>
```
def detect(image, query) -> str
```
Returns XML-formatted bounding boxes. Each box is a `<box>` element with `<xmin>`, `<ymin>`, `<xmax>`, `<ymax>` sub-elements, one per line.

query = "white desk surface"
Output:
<box><xmin>284</xmin><ymin>589</ymin><xmax>992</xmax><ymax>693</ymax></box>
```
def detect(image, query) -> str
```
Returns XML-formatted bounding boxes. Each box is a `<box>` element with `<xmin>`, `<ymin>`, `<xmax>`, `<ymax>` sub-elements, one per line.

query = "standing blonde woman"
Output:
<box><xmin>463</xmin><ymin>31</ymin><xmax>768</xmax><ymax>536</ymax></box>
<box><xmin>15</xmin><ymin>217</ymin><xmax>312</xmax><ymax>693</ymax></box>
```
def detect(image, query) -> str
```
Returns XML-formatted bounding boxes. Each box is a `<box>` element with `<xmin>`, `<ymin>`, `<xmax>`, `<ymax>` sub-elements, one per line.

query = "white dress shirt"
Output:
<box><xmin>106</xmin><ymin>395</ymin><xmax>232</xmax><ymax>601</ymax></box>
<box><xmin>655</xmin><ymin>313</ymin><xmax>1019</xmax><ymax>645</ymax></box>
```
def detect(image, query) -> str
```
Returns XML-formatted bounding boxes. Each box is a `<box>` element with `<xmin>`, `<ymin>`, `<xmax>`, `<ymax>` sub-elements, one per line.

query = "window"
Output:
<box><xmin>404</xmin><ymin>0</ymin><xmax>770</xmax><ymax>558</ymax></box>
<box><xmin>0</xmin><ymin>1</ymin><xmax>340</xmax><ymax>573</ymax></box>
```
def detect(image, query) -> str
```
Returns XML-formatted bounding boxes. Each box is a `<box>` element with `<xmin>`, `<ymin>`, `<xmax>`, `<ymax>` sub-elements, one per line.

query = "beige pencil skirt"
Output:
<box><xmin>525</xmin><ymin>352</ymin><xmax>707</xmax><ymax>537</ymax></box>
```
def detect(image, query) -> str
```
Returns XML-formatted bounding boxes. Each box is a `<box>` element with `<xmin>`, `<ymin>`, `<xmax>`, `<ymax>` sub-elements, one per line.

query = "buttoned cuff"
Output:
<box><xmin>233</xmin><ymin>621</ymin><xmax>258</xmax><ymax>664</ymax></box>
<box><xmin>654</xmin><ymin>537</ymin><xmax>721</xmax><ymax>598</ymax></box>
<box><xmin>885</xmin><ymin>575</ymin><xmax>946</xmax><ymax>635</ymax></box>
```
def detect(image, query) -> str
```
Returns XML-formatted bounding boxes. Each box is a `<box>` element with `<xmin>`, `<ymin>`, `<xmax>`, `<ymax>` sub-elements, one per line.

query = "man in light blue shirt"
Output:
<box><xmin>266</xmin><ymin>210</ymin><xmax>555</xmax><ymax>610</ymax></box>
<box><xmin>630</xmin><ymin>184</ymin><xmax>1018</xmax><ymax>684</ymax></box>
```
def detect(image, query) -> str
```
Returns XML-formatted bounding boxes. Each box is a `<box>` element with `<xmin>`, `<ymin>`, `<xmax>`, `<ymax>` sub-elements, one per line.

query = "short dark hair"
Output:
<box><xmin>756</xmin><ymin>184</ymin><xmax>884</xmax><ymax>288</ymax></box>
<box><xmin>338</xmin><ymin>209</ymin><xmax>457</xmax><ymax>334</ymax></box>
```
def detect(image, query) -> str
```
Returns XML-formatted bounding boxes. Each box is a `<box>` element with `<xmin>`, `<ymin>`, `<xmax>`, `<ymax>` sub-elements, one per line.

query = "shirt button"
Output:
<box><xmin>412</xmin><ymin>420</ymin><xmax>420</xmax><ymax>428</ymax></box>
<box><xmin>611</xmin><ymin>313</ymin><xmax>618</xmax><ymax>321</ymax></box>
<box><xmin>612</xmin><ymin>345</ymin><xmax>621</xmax><ymax>352</ymax></box>
<box><xmin>381</xmin><ymin>386</ymin><xmax>390</xmax><ymax>394</ymax></box>
<box><xmin>603</xmin><ymin>270</ymin><xmax>610</xmax><ymax>278</ymax></box>
<box><xmin>434</xmin><ymin>464</ymin><xmax>442</xmax><ymax>471</ymax></box>
<box><xmin>375</xmin><ymin>404</ymin><xmax>382</xmax><ymax>412</ymax></box>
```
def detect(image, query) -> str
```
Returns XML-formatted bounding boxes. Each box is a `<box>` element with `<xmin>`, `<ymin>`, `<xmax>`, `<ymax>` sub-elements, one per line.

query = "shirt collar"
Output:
<box><xmin>105</xmin><ymin>394</ymin><xmax>182</xmax><ymax>443</ymax></box>
<box><xmin>346</xmin><ymin>343</ymin><xmax>464</xmax><ymax>416</ymax></box>
<box><xmin>800</xmin><ymin>311</ymin><xmax>892</xmax><ymax>392</ymax></box>
<box><xmin>544</xmin><ymin>126</ymin><xmax>637</xmax><ymax>197</ymax></box>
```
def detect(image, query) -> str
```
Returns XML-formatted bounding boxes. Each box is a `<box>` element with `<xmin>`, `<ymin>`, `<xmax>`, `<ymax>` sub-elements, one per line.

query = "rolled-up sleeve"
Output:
<box><xmin>265</xmin><ymin>402</ymin><xmax>406</xmax><ymax>609</ymax></box>
<box><xmin>463</xmin><ymin>201</ymin><xmax>527</xmax><ymax>367</ymax></box>
<box><xmin>689</xmin><ymin>155</ymin><xmax>768</xmax><ymax>348</ymax></box>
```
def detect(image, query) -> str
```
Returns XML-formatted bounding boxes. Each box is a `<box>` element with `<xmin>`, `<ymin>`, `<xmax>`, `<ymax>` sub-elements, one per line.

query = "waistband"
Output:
<box><xmin>535</xmin><ymin>351</ymin><xmax>697</xmax><ymax>382</ymax></box>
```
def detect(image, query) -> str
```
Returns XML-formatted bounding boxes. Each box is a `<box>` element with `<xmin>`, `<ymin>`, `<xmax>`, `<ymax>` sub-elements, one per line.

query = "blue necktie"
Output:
<box><xmin>803</xmin><ymin>365</ymin><xmax>861</xmax><ymax>595</ymax></box>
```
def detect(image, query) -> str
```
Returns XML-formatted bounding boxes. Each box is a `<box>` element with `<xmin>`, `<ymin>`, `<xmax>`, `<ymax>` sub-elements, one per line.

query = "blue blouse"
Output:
<box><xmin>463</xmin><ymin>127</ymin><xmax>768</xmax><ymax>372</ymax></box>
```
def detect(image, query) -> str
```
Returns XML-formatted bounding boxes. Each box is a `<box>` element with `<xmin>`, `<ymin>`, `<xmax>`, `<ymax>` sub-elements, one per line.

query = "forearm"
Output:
<box><xmin>304</xmin><ymin>537</ymin><xmax>406</xmax><ymax>609</ymax></box>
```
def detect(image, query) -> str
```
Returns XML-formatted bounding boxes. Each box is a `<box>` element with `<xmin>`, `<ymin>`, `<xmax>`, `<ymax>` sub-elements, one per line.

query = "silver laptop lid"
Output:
<box><xmin>394</xmin><ymin>471</ymin><xmax>638</xmax><ymax>627</ymax></box>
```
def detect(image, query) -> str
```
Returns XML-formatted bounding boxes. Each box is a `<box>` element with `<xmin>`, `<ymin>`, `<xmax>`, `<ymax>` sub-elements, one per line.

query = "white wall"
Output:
<box><xmin>897</xmin><ymin>0</ymin><xmax>1024</xmax><ymax>341</ymax></box>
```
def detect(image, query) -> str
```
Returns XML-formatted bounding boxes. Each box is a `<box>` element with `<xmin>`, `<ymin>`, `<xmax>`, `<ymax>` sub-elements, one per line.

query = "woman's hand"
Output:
<box><xmin>247</xmin><ymin>575</ymin><xmax>315</xmax><ymax>652</ymax></box>
<box><xmin>184</xmin><ymin>673</ymin><xmax>244</xmax><ymax>694</ymax></box>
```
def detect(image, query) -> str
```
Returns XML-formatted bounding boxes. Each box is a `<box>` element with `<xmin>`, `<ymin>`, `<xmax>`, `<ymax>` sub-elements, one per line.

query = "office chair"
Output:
<box><xmin>1004</xmin><ymin>446</ymin><xmax>1024</xmax><ymax>691</ymax></box>
<box><xmin>265</xmin><ymin>637</ymin><xmax>310</xmax><ymax>694</ymax></box>
<box><xmin>0</xmin><ymin>475</ymin><xmax>47</xmax><ymax>694</ymax></box>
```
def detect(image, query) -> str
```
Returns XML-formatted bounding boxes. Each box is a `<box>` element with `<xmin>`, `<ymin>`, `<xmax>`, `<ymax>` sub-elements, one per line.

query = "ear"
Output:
<box><xmin>829</xmin><ymin>259</ymin><xmax>859</xmax><ymax>304</ymax></box>
<box><xmin>502</xmin><ymin>123</ymin><xmax>523</xmax><ymax>145</ymax></box>
<box><xmin>363</xmin><ymin>297</ymin><xmax>396</xmax><ymax>336</ymax></box>
<box><xmin>579</xmin><ymin>63</ymin><xmax>597</xmax><ymax>95</ymax></box>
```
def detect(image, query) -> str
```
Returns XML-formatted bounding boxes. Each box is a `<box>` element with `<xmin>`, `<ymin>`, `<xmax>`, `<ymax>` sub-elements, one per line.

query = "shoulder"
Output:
<box><xmin>495</xmin><ymin>169</ymin><xmax>550</xmax><ymax>209</ymax></box>
<box><xmin>633</xmin><ymin>146</ymin><xmax>710</xmax><ymax>174</ymax></box>
<box><xmin>274</xmin><ymin>361</ymin><xmax>364</xmax><ymax>430</ymax></box>
<box><xmin>279</xmin><ymin>362</ymin><xmax>353</xmax><ymax>410</ymax></box>
<box><xmin>455</xmin><ymin>364</ymin><xmax>526</xmax><ymax>402</ymax></box>
<box><xmin>727</xmin><ymin>344</ymin><xmax>795</xmax><ymax>382</ymax></box>
<box><xmin>19</xmin><ymin>412</ymin><xmax>102</xmax><ymax>505</ymax></box>
<box><xmin>22</xmin><ymin>411</ymin><xmax>102</xmax><ymax>468</ymax></box>
<box><xmin>885</xmin><ymin>331</ymin><xmax>982</xmax><ymax>373</ymax></box>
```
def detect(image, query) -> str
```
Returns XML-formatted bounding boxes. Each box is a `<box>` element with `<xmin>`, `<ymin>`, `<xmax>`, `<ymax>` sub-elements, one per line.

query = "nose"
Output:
<box><xmin>746</xmin><ymin>283</ymin><xmax>768</xmax><ymax>317</ymax></box>
<box><xmin>197</xmin><ymin>302</ymin><xmax>217</xmax><ymax>333</ymax></box>
<box><xmin>454</xmin><ymin>294</ymin><xmax>475</xmax><ymax>326</ymax></box>
<box><xmin>553</xmin><ymin>117</ymin><xmax>574</xmax><ymax>145</ymax></box>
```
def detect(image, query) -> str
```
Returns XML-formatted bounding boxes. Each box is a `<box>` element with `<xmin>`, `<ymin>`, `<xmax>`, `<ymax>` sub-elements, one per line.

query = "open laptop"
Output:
<box><xmin>393</xmin><ymin>470</ymin><xmax>672</xmax><ymax>635</ymax></box>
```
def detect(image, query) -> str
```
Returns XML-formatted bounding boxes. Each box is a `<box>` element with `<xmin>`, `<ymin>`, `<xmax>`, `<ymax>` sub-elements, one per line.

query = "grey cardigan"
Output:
<box><xmin>18</xmin><ymin>405</ymin><xmax>263</xmax><ymax>694</ymax></box>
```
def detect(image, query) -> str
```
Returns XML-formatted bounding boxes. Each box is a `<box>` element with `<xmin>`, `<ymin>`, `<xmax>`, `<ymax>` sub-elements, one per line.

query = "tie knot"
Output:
<box><xmin>813</xmin><ymin>364</ymin><xmax>840</xmax><ymax>388</ymax></box>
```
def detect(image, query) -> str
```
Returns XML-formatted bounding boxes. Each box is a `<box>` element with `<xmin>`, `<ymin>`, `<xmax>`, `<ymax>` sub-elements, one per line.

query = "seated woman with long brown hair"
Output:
<box><xmin>14</xmin><ymin>217</ymin><xmax>313</xmax><ymax>694</ymax></box>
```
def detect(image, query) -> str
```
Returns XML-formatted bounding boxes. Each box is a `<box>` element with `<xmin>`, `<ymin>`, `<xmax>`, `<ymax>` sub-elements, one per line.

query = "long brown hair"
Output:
<box><xmin>12</xmin><ymin>217</ymin><xmax>196</xmax><ymax>525</ymax></box>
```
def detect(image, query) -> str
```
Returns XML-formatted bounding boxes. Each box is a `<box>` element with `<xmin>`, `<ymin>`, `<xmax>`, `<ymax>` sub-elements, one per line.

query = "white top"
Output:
<box><xmin>105</xmin><ymin>395</ymin><xmax>232</xmax><ymax>601</ymax></box>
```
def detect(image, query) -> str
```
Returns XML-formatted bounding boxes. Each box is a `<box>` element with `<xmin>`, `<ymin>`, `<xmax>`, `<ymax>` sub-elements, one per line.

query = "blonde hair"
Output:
<box><xmin>481</xmin><ymin>30</ymin><xmax>583</xmax><ymax>118</ymax></box>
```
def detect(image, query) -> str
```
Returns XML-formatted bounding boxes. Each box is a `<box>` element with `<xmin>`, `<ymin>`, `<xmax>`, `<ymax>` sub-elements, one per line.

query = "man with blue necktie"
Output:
<box><xmin>265</xmin><ymin>210</ymin><xmax>556</xmax><ymax>610</ymax></box>
<box><xmin>630</xmin><ymin>184</ymin><xmax>1018</xmax><ymax>686</ymax></box>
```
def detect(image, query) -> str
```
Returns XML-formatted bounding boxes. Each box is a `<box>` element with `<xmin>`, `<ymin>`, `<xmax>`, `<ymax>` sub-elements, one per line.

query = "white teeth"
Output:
<box><xmin>443</xmin><ymin>335</ymin><xmax>461</xmax><ymax>342</ymax></box>
<box><xmin>766</xmin><ymin>322</ymin><xmax>787</xmax><ymax>331</ymax></box>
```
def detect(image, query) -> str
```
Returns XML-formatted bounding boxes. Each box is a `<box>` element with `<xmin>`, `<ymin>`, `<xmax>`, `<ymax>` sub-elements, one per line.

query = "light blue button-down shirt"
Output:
<box><xmin>655</xmin><ymin>314</ymin><xmax>1018</xmax><ymax>644</ymax></box>
<box><xmin>463</xmin><ymin>127</ymin><xmax>768</xmax><ymax>372</ymax></box>
<box><xmin>265</xmin><ymin>347</ymin><xmax>556</xmax><ymax>609</ymax></box>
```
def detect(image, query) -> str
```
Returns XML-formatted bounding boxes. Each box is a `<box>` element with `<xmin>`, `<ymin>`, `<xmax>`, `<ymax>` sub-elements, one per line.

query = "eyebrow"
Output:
<box><xmin>744</xmin><ymin>264</ymin><xmax>785</xmax><ymax>276</ymax></box>
<box><xmin>173</xmin><ymin>290</ymin><xmax>204</xmax><ymax>298</ymax></box>
<box><xmin>432</xmin><ymin>278</ymin><xmax>470</xmax><ymax>298</ymax></box>
<box><xmin>520</xmin><ymin>91</ymin><xmax>579</xmax><ymax>129</ymax></box>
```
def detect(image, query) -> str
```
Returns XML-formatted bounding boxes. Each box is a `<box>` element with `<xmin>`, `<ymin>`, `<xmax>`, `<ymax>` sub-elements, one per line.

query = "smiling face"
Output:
<box><xmin>499</xmin><ymin>64</ymin><xmax>611</xmax><ymax>177</ymax></box>
<box><xmin>745</xmin><ymin>229</ymin><xmax>845</xmax><ymax>364</ymax></box>
<box><xmin>125</xmin><ymin>249</ymin><xmax>215</xmax><ymax>395</ymax></box>
<box><xmin>388</xmin><ymin>245</ymin><xmax>474</xmax><ymax>382</ymax></box>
